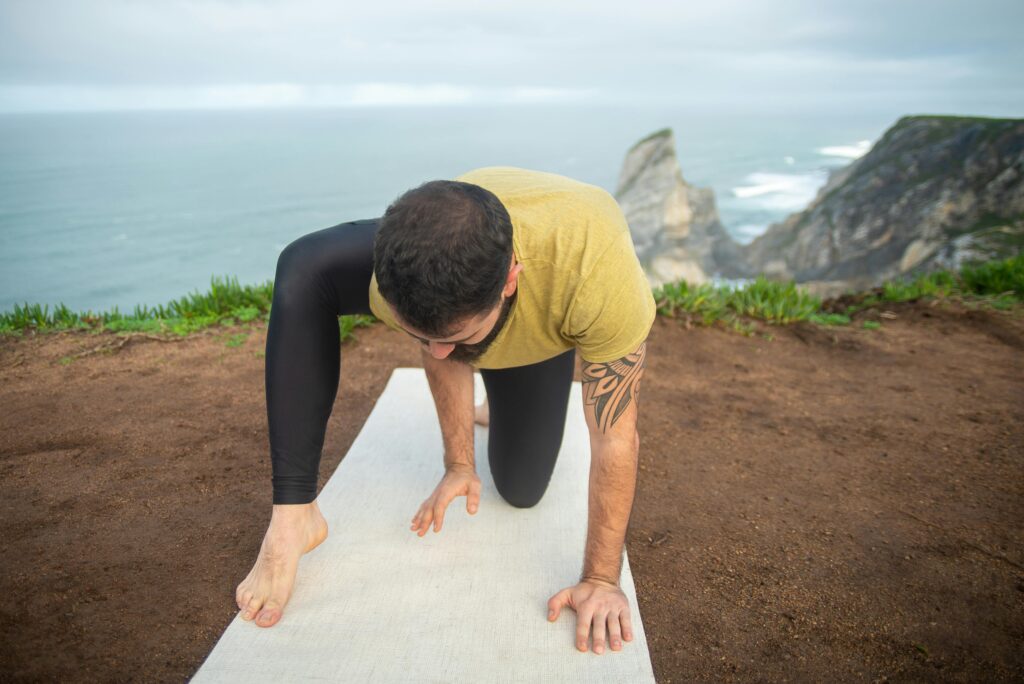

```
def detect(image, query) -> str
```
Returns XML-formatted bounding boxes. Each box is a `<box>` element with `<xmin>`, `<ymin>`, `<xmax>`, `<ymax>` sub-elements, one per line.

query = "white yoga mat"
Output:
<box><xmin>193</xmin><ymin>368</ymin><xmax>655</xmax><ymax>683</ymax></box>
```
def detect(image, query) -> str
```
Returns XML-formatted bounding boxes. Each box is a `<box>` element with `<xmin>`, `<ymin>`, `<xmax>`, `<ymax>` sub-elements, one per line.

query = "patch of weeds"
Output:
<box><xmin>654</xmin><ymin>276</ymin><xmax>821</xmax><ymax>329</ymax></box>
<box><xmin>225</xmin><ymin>333</ymin><xmax>248</xmax><ymax>348</ymax></box>
<box><xmin>862</xmin><ymin>320</ymin><xmax>881</xmax><ymax>330</ymax></box>
<box><xmin>654</xmin><ymin>280</ymin><xmax>727</xmax><ymax>324</ymax></box>
<box><xmin>1</xmin><ymin>274</ymin><xmax>276</xmax><ymax>339</ymax></box>
<box><xmin>989</xmin><ymin>295</ymin><xmax>1017</xmax><ymax>310</ymax></box>
<box><xmin>5</xmin><ymin>255</ymin><xmax>1020</xmax><ymax>345</ymax></box>
<box><xmin>960</xmin><ymin>252</ymin><xmax>1024</xmax><ymax>297</ymax></box>
<box><xmin>254</xmin><ymin>350</ymin><xmax>266</xmax><ymax>359</ymax></box>
<box><xmin>339</xmin><ymin>314</ymin><xmax>376</xmax><ymax>343</ymax></box>
<box><xmin>882</xmin><ymin>270</ymin><xmax>955</xmax><ymax>302</ymax></box>
<box><xmin>727</xmin><ymin>318</ymin><xmax>758</xmax><ymax>336</ymax></box>
<box><xmin>231</xmin><ymin>305</ymin><xmax>261</xmax><ymax>323</ymax></box>
<box><xmin>59</xmin><ymin>356</ymin><xmax>74</xmax><ymax>365</ymax></box>
<box><xmin>727</xmin><ymin>277</ymin><xmax>821</xmax><ymax>324</ymax></box>
<box><xmin>809</xmin><ymin>312</ymin><xmax>851</xmax><ymax>326</ymax></box>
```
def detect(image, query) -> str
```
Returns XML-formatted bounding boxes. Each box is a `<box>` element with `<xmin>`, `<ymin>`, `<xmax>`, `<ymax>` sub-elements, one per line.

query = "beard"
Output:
<box><xmin>446</xmin><ymin>290</ymin><xmax>516</xmax><ymax>364</ymax></box>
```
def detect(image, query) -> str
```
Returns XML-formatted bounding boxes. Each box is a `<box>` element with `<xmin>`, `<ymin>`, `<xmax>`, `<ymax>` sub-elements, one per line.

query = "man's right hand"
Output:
<box><xmin>410</xmin><ymin>463</ymin><xmax>482</xmax><ymax>536</ymax></box>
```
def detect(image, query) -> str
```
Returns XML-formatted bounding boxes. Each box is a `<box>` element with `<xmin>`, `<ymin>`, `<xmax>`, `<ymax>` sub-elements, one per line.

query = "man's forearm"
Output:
<box><xmin>421</xmin><ymin>349</ymin><xmax>476</xmax><ymax>470</ymax></box>
<box><xmin>581</xmin><ymin>434</ymin><xmax>639</xmax><ymax>585</ymax></box>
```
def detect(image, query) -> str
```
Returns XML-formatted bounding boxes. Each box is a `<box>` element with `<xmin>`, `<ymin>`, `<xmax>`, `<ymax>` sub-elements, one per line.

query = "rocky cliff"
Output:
<box><xmin>614</xmin><ymin>128</ymin><xmax>746</xmax><ymax>286</ymax></box>
<box><xmin>743</xmin><ymin>115</ymin><xmax>1024</xmax><ymax>294</ymax></box>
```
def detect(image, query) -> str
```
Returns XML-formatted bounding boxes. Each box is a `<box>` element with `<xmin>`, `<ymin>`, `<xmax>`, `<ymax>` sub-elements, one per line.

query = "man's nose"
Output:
<box><xmin>428</xmin><ymin>341</ymin><xmax>455</xmax><ymax>359</ymax></box>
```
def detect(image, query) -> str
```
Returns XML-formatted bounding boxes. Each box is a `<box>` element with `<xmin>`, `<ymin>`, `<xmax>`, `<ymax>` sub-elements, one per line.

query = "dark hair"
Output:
<box><xmin>373</xmin><ymin>180</ymin><xmax>513</xmax><ymax>337</ymax></box>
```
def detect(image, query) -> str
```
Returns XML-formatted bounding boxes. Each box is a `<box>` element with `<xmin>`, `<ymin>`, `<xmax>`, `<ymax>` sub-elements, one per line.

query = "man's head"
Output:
<box><xmin>373</xmin><ymin>179</ymin><xmax>522</xmax><ymax>361</ymax></box>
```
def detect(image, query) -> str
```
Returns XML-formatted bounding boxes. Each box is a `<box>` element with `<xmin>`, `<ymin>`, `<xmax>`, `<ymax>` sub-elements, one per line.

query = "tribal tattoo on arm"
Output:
<box><xmin>581</xmin><ymin>342</ymin><xmax>647</xmax><ymax>434</ymax></box>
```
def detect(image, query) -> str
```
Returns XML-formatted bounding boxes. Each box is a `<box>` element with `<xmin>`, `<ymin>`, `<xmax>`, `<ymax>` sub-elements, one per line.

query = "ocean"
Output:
<box><xmin>0</xmin><ymin>104</ymin><xmax>892</xmax><ymax>314</ymax></box>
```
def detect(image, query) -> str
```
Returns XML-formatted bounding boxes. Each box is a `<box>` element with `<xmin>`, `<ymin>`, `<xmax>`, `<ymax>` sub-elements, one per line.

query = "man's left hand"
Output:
<box><xmin>547</xmin><ymin>579</ymin><xmax>634</xmax><ymax>654</ymax></box>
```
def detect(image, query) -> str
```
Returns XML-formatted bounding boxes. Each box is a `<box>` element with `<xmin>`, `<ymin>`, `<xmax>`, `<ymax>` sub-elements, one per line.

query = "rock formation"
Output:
<box><xmin>743</xmin><ymin>115</ymin><xmax>1024</xmax><ymax>295</ymax></box>
<box><xmin>614</xmin><ymin>128</ymin><xmax>746</xmax><ymax>287</ymax></box>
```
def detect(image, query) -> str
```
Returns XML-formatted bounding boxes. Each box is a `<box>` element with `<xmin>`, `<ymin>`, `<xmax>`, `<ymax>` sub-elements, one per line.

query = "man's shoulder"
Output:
<box><xmin>454</xmin><ymin>166</ymin><xmax>612</xmax><ymax>201</ymax></box>
<box><xmin>455</xmin><ymin>166</ymin><xmax>632</xmax><ymax>284</ymax></box>
<box><xmin>457</xmin><ymin>166</ymin><xmax>625</xmax><ymax>238</ymax></box>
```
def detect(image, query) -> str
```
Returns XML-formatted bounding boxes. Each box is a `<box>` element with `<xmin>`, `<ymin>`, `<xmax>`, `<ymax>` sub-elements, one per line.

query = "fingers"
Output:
<box><xmin>591</xmin><ymin>609</ymin><xmax>608</xmax><ymax>655</ymax></box>
<box><xmin>411</xmin><ymin>502</ymin><xmax>433</xmax><ymax>537</ymax></box>
<box><xmin>549</xmin><ymin>586</ymin><xmax>632</xmax><ymax>655</ymax></box>
<box><xmin>575</xmin><ymin>604</ymin><xmax>595</xmax><ymax>652</ymax></box>
<box><xmin>433</xmin><ymin>497</ymin><xmax>450</xmax><ymax>533</ymax></box>
<box><xmin>607</xmin><ymin>612</ymin><xmax>623</xmax><ymax>651</ymax></box>
<box><xmin>547</xmin><ymin>589</ymin><xmax>571</xmax><ymax>622</ymax></box>
<box><xmin>411</xmin><ymin>472</ymin><xmax>483</xmax><ymax>536</ymax></box>
<box><xmin>620</xmin><ymin>607</ymin><xmax>634</xmax><ymax>641</ymax></box>
<box><xmin>420</xmin><ymin>507</ymin><xmax>434</xmax><ymax>536</ymax></box>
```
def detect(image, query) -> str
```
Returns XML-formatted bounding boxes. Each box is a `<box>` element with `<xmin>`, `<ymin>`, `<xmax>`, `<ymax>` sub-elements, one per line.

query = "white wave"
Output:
<box><xmin>731</xmin><ymin>223</ymin><xmax>768</xmax><ymax>244</ymax></box>
<box><xmin>730</xmin><ymin>170</ymin><xmax>828</xmax><ymax>211</ymax></box>
<box><xmin>710</xmin><ymin>275</ymin><xmax>754</xmax><ymax>290</ymax></box>
<box><xmin>818</xmin><ymin>139</ymin><xmax>872</xmax><ymax>159</ymax></box>
<box><xmin>784</xmin><ymin>156</ymin><xmax>795</xmax><ymax>165</ymax></box>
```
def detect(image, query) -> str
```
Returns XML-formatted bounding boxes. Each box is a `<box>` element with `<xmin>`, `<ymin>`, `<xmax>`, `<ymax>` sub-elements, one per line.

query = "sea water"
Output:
<box><xmin>0</xmin><ymin>104</ymin><xmax>890</xmax><ymax>314</ymax></box>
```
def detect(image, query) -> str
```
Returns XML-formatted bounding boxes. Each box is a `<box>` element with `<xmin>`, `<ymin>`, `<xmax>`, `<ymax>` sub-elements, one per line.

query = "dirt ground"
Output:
<box><xmin>1</xmin><ymin>299</ymin><xmax>1022</xmax><ymax>683</ymax></box>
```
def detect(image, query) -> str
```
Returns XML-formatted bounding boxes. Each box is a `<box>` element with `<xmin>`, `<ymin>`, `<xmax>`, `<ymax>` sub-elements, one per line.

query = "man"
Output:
<box><xmin>236</xmin><ymin>166</ymin><xmax>655</xmax><ymax>656</ymax></box>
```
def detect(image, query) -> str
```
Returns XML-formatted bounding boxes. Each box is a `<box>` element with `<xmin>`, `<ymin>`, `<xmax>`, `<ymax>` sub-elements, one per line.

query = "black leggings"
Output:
<box><xmin>266</xmin><ymin>218</ymin><xmax>576</xmax><ymax>507</ymax></box>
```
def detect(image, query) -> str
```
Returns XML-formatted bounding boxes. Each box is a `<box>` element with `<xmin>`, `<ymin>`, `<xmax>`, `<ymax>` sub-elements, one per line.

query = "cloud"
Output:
<box><xmin>0</xmin><ymin>81</ymin><xmax>600</xmax><ymax>111</ymax></box>
<box><xmin>0</xmin><ymin>0</ymin><xmax>1021</xmax><ymax>112</ymax></box>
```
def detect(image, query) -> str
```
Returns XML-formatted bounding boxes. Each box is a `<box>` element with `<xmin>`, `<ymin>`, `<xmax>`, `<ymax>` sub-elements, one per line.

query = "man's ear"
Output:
<box><xmin>503</xmin><ymin>261</ymin><xmax>524</xmax><ymax>297</ymax></box>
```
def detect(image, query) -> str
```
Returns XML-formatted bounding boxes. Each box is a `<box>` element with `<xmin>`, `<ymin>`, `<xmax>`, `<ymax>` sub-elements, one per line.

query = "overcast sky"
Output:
<box><xmin>1</xmin><ymin>0</ymin><xmax>1022</xmax><ymax>113</ymax></box>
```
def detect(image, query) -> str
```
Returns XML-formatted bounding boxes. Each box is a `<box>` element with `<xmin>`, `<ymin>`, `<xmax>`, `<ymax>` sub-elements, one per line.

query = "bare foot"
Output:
<box><xmin>235</xmin><ymin>500</ymin><xmax>328</xmax><ymax>628</ymax></box>
<box><xmin>474</xmin><ymin>398</ymin><xmax>489</xmax><ymax>426</ymax></box>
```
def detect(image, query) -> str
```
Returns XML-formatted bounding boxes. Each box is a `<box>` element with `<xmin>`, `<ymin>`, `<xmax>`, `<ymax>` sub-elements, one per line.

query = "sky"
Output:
<box><xmin>0</xmin><ymin>0</ymin><xmax>1022</xmax><ymax>114</ymax></box>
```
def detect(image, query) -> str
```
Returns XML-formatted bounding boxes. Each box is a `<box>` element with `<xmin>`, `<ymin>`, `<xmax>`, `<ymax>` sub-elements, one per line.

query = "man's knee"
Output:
<box><xmin>274</xmin><ymin>236</ymin><xmax>311</xmax><ymax>285</ymax></box>
<box><xmin>495</xmin><ymin>479</ymin><xmax>548</xmax><ymax>509</ymax></box>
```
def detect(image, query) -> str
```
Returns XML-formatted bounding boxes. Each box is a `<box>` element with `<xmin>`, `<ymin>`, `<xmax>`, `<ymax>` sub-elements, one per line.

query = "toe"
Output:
<box><xmin>254</xmin><ymin>576</ymin><xmax>293</xmax><ymax>628</ymax></box>
<box><xmin>242</xmin><ymin>595</ymin><xmax>264</xmax><ymax>621</ymax></box>
<box><xmin>256</xmin><ymin>606</ymin><xmax>282</xmax><ymax>627</ymax></box>
<box><xmin>236</xmin><ymin>587</ymin><xmax>253</xmax><ymax>612</ymax></box>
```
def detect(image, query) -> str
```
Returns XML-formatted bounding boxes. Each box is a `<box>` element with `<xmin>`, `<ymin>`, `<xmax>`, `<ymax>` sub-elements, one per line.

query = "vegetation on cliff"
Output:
<box><xmin>743</xmin><ymin>115</ymin><xmax>1024</xmax><ymax>289</ymax></box>
<box><xmin>2</xmin><ymin>255</ymin><xmax>1020</xmax><ymax>341</ymax></box>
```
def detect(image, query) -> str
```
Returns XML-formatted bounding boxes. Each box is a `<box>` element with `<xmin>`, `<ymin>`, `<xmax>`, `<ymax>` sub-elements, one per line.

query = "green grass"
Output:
<box><xmin>654</xmin><ymin>276</ymin><xmax>826</xmax><ymax>333</ymax></box>
<box><xmin>655</xmin><ymin>253</ymin><xmax>1023</xmax><ymax>331</ymax></box>
<box><xmin>2</xmin><ymin>254</ymin><xmax>1021</xmax><ymax>342</ymax></box>
<box><xmin>0</xmin><ymin>274</ymin><xmax>376</xmax><ymax>344</ymax></box>
<box><xmin>960</xmin><ymin>253</ymin><xmax>1024</xmax><ymax>297</ymax></box>
<box><xmin>880</xmin><ymin>270</ymin><xmax>957</xmax><ymax>302</ymax></box>
<box><xmin>839</xmin><ymin>253</ymin><xmax>1024</xmax><ymax>316</ymax></box>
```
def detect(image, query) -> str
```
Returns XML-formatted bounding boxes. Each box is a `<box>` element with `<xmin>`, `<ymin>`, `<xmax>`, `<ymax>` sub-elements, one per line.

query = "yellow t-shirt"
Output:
<box><xmin>368</xmin><ymin>166</ymin><xmax>656</xmax><ymax>369</ymax></box>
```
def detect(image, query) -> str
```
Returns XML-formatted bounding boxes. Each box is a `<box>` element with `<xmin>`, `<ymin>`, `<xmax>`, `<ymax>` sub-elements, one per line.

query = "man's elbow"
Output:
<box><xmin>590</xmin><ymin>428</ymin><xmax>640</xmax><ymax>457</ymax></box>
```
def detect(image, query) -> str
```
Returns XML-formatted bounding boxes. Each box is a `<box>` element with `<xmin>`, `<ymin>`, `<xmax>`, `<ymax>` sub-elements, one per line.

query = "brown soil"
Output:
<box><xmin>1</xmin><ymin>299</ymin><xmax>1022</xmax><ymax>683</ymax></box>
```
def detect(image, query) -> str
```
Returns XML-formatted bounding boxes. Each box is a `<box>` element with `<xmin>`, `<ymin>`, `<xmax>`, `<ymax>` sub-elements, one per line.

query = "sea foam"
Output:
<box><xmin>817</xmin><ymin>140</ymin><xmax>872</xmax><ymax>159</ymax></box>
<box><xmin>730</xmin><ymin>170</ymin><xmax>828</xmax><ymax>211</ymax></box>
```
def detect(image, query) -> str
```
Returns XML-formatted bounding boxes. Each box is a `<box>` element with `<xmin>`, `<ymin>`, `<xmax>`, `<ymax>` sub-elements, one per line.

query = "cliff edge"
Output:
<box><xmin>614</xmin><ymin>128</ymin><xmax>746</xmax><ymax>286</ymax></box>
<box><xmin>743</xmin><ymin>115</ymin><xmax>1024</xmax><ymax>294</ymax></box>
